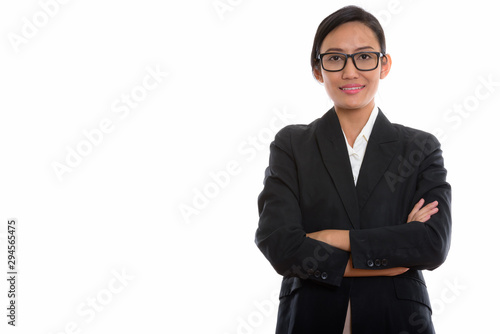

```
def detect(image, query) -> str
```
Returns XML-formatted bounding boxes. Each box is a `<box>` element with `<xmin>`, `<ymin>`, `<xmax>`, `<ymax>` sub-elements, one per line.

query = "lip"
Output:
<box><xmin>339</xmin><ymin>84</ymin><xmax>365</xmax><ymax>94</ymax></box>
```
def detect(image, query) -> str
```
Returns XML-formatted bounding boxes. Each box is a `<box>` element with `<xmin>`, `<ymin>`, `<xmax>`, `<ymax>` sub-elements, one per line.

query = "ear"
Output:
<box><xmin>313</xmin><ymin>66</ymin><xmax>324</xmax><ymax>83</ymax></box>
<box><xmin>380</xmin><ymin>54</ymin><xmax>392</xmax><ymax>79</ymax></box>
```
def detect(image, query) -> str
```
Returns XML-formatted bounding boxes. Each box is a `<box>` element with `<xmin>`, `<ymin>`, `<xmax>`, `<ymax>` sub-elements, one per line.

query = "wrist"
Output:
<box><xmin>330</xmin><ymin>229</ymin><xmax>350</xmax><ymax>252</ymax></box>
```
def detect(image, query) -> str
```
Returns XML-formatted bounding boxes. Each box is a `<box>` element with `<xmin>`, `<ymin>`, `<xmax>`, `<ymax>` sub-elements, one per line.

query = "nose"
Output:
<box><xmin>342</xmin><ymin>56</ymin><xmax>358</xmax><ymax>79</ymax></box>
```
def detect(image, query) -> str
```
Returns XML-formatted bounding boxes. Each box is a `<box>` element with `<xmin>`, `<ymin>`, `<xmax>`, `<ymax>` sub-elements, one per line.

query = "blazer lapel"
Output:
<box><xmin>316</xmin><ymin>108</ymin><xmax>360</xmax><ymax>229</ymax></box>
<box><xmin>356</xmin><ymin>110</ymin><xmax>400</xmax><ymax>211</ymax></box>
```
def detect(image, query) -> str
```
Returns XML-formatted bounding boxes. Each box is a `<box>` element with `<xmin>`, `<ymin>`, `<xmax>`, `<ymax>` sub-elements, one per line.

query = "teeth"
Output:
<box><xmin>341</xmin><ymin>86</ymin><xmax>364</xmax><ymax>90</ymax></box>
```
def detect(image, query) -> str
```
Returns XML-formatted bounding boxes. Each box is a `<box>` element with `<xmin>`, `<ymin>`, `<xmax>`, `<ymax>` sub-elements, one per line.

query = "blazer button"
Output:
<box><xmin>367</xmin><ymin>259</ymin><xmax>374</xmax><ymax>267</ymax></box>
<box><xmin>321</xmin><ymin>272</ymin><xmax>328</xmax><ymax>280</ymax></box>
<box><xmin>307</xmin><ymin>268</ymin><xmax>314</xmax><ymax>276</ymax></box>
<box><xmin>314</xmin><ymin>270</ymin><xmax>321</xmax><ymax>278</ymax></box>
<box><xmin>375</xmin><ymin>259</ymin><xmax>381</xmax><ymax>267</ymax></box>
<box><xmin>382</xmin><ymin>259</ymin><xmax>388</xmax><ymax>266</ymax></box>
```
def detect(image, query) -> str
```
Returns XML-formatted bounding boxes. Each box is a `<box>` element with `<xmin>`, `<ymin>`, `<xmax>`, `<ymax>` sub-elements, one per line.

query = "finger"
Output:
<box><xmin>414</xmin><ymin>201</ymin><xmax>438</xmax><ymax>218</ymax></box>
<box><xmin>421</xmin><ymin>201</ymin><xmax>439</xmax><ymax>210</ymax></box>
<box><xmin>417</xmin><ymin>214</ymin><xmax>431</xmax><ymax>223</ymax></box>
<box><xmin>407</xmin><ymin>198</ymin><xmax>425</xmax><ymax>222</ymax></box>
<box><xmin>408</xmin><ymin>199</ymin><xmax>425</xmax><ymax>221</ymax></box>
<box><xmin>417</xmin><ymin>207</ymin><xmax>439</xmax><ymax>221</ymax></box>
<box><xmin>416</xmin><ymin>201</ymin><xmax>439</xmax><ymax>216</ymax></box>
<box><xmin>413</xmin><ymin>198</ymin><xmax>425</xmax><ymax>211</ymax></box>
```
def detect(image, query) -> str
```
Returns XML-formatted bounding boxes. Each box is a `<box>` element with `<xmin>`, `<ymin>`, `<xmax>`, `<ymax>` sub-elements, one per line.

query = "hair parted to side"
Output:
<box><xmin>310</xmin><ymin>5</ymin><xmax>387</xmax><ymax>74</ymax></box>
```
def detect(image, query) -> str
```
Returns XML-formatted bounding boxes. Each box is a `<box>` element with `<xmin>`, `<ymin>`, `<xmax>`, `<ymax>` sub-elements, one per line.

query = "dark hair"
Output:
<box><xmin>310</xmin><ymin>5</ymin><xmax>386</xmax><ymax>73</ymax></box>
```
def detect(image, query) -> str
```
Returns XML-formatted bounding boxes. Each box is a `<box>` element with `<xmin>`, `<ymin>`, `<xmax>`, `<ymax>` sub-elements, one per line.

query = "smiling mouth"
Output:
<box><xmin>340</xmin><ymin>86</ymin><xmax>365</xmax><ymax>91</ymax></box>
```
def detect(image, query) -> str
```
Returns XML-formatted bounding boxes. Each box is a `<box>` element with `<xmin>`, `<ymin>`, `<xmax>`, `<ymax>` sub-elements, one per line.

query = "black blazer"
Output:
<box><xmin>255</xmin><ymin>108</ymin><xmax>451</xmax><ymax>333</ymax></box>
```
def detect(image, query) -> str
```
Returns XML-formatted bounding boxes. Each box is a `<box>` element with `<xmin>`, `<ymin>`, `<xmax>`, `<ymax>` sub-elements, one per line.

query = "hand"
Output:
<box><xmin>407</xmin><ymin>198</ymin><xmax>439</xmax><ymax>223</ymax></box>
<box><xmin>344</xmin><ymin>256</ymin><xmax>408</xmax><ymax>277</ymax></box>
<box><xmin>306</xmin><ymin>230</ymin><xmax>330</xmax><ymax>244</ymax></box>
<box><xmin>306</xmin><ymin>229</ymin><xmax>350</xmax><ymax>252</ymax></box>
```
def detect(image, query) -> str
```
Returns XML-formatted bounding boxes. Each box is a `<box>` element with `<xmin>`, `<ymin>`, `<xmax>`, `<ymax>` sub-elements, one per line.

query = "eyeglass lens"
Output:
<box><xmin>322</xmin><ymin>52</ymin><xmax>379</xmax><ymax>71</ymax></box>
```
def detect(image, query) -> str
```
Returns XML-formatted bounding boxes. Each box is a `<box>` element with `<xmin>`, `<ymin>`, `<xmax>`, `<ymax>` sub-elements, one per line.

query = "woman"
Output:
<box><xmin>255</xmin><ymin>5</ymin><xmax>451</xmax><ymax>334</ymax></box>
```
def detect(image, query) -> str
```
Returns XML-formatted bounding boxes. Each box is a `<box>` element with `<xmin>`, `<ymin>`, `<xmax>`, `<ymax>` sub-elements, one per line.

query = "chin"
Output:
<box><xmin>334</xmin><ymin>101</ymin><xmax>370</xmax><ymax>109</ymax></box>
<box><xmin>334</xmin><ymin>100</ymin><xmax>369</xmax><ymax>110</ymax></box>
<box><xmin>332</xmin><ymin>95</ymin><xmax>374</xmax><ymax>109</ymax></box>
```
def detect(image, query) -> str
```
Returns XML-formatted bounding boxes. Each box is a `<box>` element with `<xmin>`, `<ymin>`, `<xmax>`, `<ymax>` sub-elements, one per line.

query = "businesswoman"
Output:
<box><xmin>255</xmin><ymin>5</ymin><xmax>451</xmax><ymax>334</ymax></box>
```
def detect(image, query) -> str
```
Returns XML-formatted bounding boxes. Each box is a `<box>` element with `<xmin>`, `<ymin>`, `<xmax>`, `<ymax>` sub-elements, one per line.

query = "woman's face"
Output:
<box><xmin>314</xmin><ymin>21</ymin><xmax>391</xmax><ymax>114</ymax></box>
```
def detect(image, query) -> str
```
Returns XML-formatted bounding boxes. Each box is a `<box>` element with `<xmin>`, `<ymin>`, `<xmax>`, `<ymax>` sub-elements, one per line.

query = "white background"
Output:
<box><xmin>0</xmin><ymin>0</ymin><xmax>499</xmax><ymax>333</ymax></box>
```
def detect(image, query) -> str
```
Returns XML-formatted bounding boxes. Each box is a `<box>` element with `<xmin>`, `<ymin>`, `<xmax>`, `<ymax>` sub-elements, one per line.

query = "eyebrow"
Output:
<box><xmin>323</xmin><ymin>46</ymin><xmax>375</xmax><ymax>53</ymax></box>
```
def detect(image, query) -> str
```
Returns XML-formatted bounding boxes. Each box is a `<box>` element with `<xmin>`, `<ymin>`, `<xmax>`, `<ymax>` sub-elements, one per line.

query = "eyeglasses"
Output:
<box><xmin>317</xmin><ymin>51</ymin><xmax>385</xmax><ymax>72</ymax></box>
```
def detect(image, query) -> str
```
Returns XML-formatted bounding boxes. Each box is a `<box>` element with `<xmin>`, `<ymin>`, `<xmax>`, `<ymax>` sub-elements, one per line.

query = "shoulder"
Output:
<box><xmin>390</xmin><ymin>122</ymin><xmax>441</xmax><ymax>154</ymax></box>
<box><xmin>273</xmin><ymin>117</ymin><xmax>322</xmax><ymax>148</ymax></box>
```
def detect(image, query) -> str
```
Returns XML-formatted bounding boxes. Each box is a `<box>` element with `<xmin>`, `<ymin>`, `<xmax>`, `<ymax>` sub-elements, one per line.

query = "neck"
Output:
<box><xmin>335</xmin><ymin>101</ymin><xmax>375</xmax><ymax>147</ymax></box>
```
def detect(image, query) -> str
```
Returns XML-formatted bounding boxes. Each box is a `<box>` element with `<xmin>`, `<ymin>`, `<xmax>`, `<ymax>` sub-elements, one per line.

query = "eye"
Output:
<box><xmin>356</xmin><ymin>53</ymin><xmax>373</xmax><ymax>61</ymax></box>
<box><xmin>325</xmin><ymin>54</ymin><xmax>345</xmax><ymax>62</ymax></box>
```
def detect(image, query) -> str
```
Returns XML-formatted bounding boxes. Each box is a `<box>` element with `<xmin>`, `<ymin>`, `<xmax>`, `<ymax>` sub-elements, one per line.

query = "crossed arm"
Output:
<box><xmin>306</xmin><ymin>199</ymin><xmax>439</xmax><ymax>277</ymax></box>
<box><xmin>256</xmin><ymin>128</ymin><xmax>451</xmax><ymax>285</ymax></box>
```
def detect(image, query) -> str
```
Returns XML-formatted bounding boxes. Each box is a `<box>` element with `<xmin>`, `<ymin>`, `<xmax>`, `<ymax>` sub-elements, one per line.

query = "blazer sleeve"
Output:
<box><xmin>350</xmin><ymin>133</ymin><xmax>452</xmax><ymax>271</ymax></box>
<box><xmin>255</xmin><ymin>126</ymin><xmax>350</xmax><ymax>287</ymax></box>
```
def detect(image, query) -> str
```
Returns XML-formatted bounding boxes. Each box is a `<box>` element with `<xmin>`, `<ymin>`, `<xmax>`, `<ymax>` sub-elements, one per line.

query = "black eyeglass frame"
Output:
<box><xmin>317</xmin><ymin>51</ymin><xmax>386</xmax><ymax>72</ymax></box>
